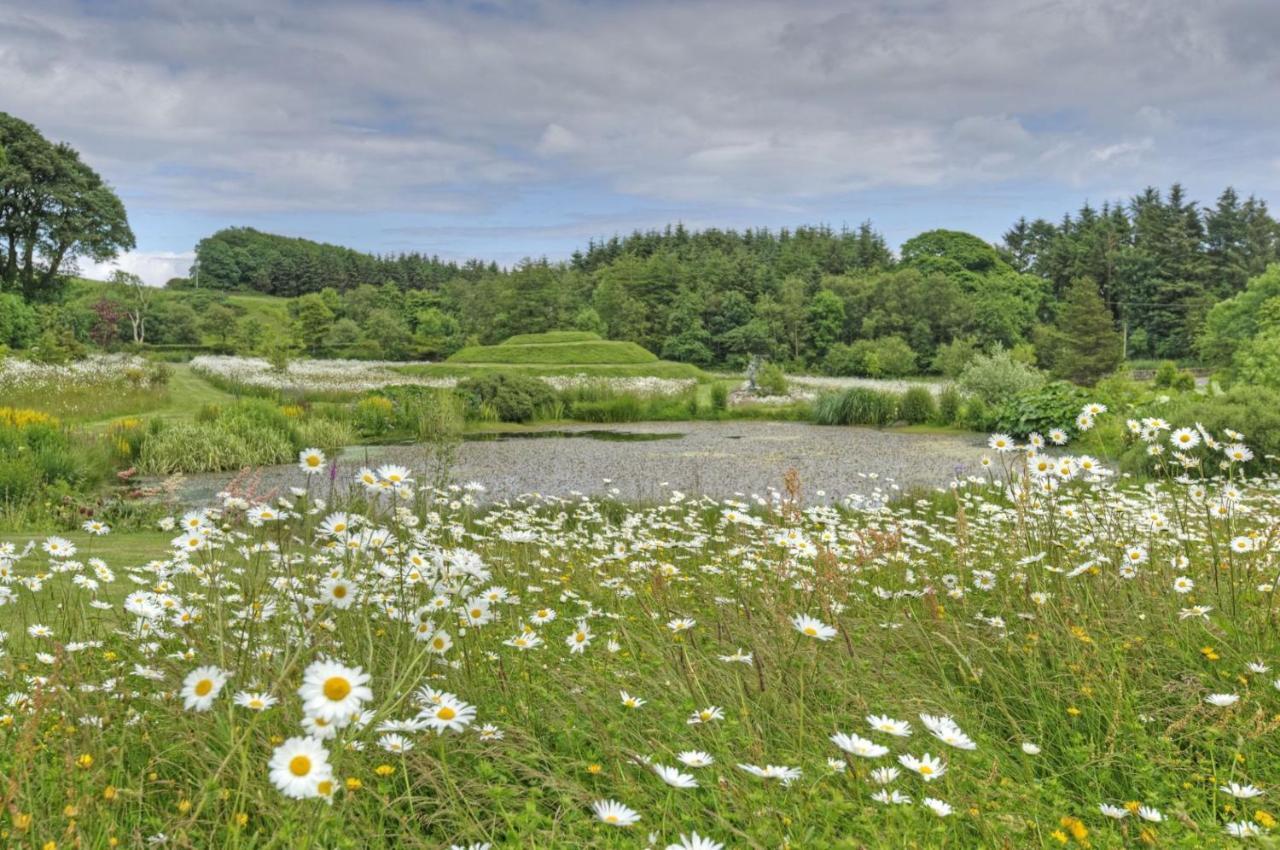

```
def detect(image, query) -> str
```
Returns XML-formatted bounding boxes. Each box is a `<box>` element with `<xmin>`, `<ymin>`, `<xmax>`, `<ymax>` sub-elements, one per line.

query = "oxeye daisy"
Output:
<box><xmin>923</xmin><ymin>797</ymin><xmax>953</xmax><ymax>817</ymax></box>
<box><xmin>665</xmin><ymin>832</ymin><xmax>724</xmax><ymax>850</ymax></box>
<box><xmin>867</xmin><ymin>714</ymin><xmax>912</xmax><ymax>737</ymax></box>
<box><xmin>791</xmin><ymin>613</ymin><xmax>837</xmax><ymax>641</ymax></box>
<box><xmin>233</xmin><ymin>691</ymin><xmax>277</xmax><ymax>711</ymax></box>
<box><xmin>298</xmin><ymin>448</ymin><xmax>326</xmax><ymax>474</ymax></box>
<box><xmin>619</xmin><ymin>690</ymin><xmax>646</xmax><ymax>709</ymax></box>
<box><xmin>677</xmin><ymin>750</ymin><xmax>714</xmax><ymax>768</ymax></box>
<box><xmin>831</xmin><ymin>731</ymin><xmax>889</xmax><ymax>758</ymax></box>
<box><xmin>1220</xmin><ymin>782</ymin><xmax>1263</xmax><ymax>799</ymax></box>
<box><xmin>268</xmin><ymin>736</ymin><xmax>332</xmax><ymax>799</ymax></box>
<box><xmin>181</xmin><ymin>665</ymin><xmax>229</xmax><ymax>711</ymax></box>
<box><xmin>687</xmin><ymin>705</ymin><xmax>724</xmax><ymax>725</ymax></box>
<box><xmin>898</xmin><ymin>753</ymin><xmax>946</xmax><ymax>781</ymax></box>
<box><xmin>653</xmin><ymin>763</ymin><xmax>698</xmax><ymax>788</ymax></box>
<box><xmin>298</xmin><ymin>660</ymin><xmax>373</xmax><ymax>724</ymax></box>
<box><xmin>591</xmin><ymin>799</ymin><xmax>640</xmax><ymax>827</ymax></box>
<box><xmin>422</xmin><ymin>695</ymin><xmax>475</xmax><ymax>734</ymax></box>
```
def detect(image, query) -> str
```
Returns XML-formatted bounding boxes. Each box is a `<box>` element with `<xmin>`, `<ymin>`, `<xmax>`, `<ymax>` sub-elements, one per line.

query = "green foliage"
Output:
<box><xmin>822</xmin><ymin>336</ymin><xmax>918</xmax><ymax>377</ymax></box>
<box><xmin>958</xmin><ymin>347</ymin><xmax>1045</xmax><ymax>405</ymax></box>
<box><xmin>936</xmin><ymin>385</ymin><xmax>963</xmax><ymax>424</ymax></box>
<box><xmin>930</xmin><ymin>336</ymin><xmax>980</xmax><ymax>378</ymax></box>
<box><xmin>993</xmin><ymin>381</ymin><xmax>1091</xmax><ymax>438</ymax></box>
<box><xmin>1037</xmin><ymin>277</ymin><xmax>1123</xmax><ymax>385</ymax></box>
<box><xmin>1152</xmin><ymin>360</ymin><xmax>1196</xmax><ymax>392</ymax></box>
<box><xmin>293</xmin><ymin>417</ymin><xmax>356</xmax><ymax>452</ymax></box>
<box><xmin>0</xmin><ymin>112</ymin><xmax>135</xmax><ymax>299</ymax></box>
<box><xmin>709</xmin><ymin>382</ymin><xmax>729</xmax><ymax>411</ymax></box>
<box><xmin>811</xmin><ymin>387</ymin><xmax>899</xmax><ymax>426</ymax></box>
<box><xmin>754</xmin><ymin>362</ymin><xmax>788</xmax><ymax>396</ymax></box>
<box><xmin>0</xmin><ymin>453</ymin><xmax>41</xmax><ymax>507</ymax></box>
<box><xmin>0</xmin><ymin>293</ymin><xmax>38</xmax><ymax>347</ymax></box>
<box><xmin>456</xmin><ymin>373</ymin><xmax>557</xmax><ymax>423</ymax></box>
<box><xmin>897</xmin><ymin>386</ymin><xmax>937</xmax><ymax>424</ymax></box>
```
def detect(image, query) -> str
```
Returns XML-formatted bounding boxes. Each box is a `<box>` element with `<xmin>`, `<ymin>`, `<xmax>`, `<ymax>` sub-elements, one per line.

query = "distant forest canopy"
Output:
<box><xmin>185</xmin><ymin>185</ymin><xmax>1280</xmax><ymax>367</ymax></box>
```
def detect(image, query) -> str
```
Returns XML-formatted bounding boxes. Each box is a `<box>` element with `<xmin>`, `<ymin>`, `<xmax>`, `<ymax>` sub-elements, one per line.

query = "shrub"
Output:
<box><xmin>931</xmin><ymin>337</ymin><xmax>981</xmax><ymax>378</ymax></box>
<box><xmin>456</xmin><ymin>373</ymin><xmax>557</xmax><ymax>423</ymax></box>
<box><xmin>936</xmin><ymin>385</ymin><xmax>962</xmax><ymax>425</ymax></box>
<box><xmin>961</xmin><ymin>396</ymin><xmax>996</xmax><ymax>432</ymax></box>
<box><xmin>868</xmin><ymin>336</ymin><xmax>919</xmax><ymax>377</ymax></box>
<box><xmin>1152</xmin><ymin>360</ymin><xmax>1197</xmax><ymax>392</ymax></box>
<box><xmin>958</xmin><ymin>347</ymin><xmax>1044</xmax><ymax>405</ymax></box>
<box><xmin>898</xmin><ymin>386</ymin><xmax>937</xmax><ymax>424</ymax></box>
<box><xmin>994</xmin><ymin>381</ymin><xmax>1091</xmax><ymax>438</ymax></box>
<box><xmin>754</xmin><ymin>363</ymin><xmax>788</xmax><ymax>396</ymax></box>
<box><xmin>823</xmin><ymin>337</ymin><xmax>918</xmax><ymax>377</ymax></box>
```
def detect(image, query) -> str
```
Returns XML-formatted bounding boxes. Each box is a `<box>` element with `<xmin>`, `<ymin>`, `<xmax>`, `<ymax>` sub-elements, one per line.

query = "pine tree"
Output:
<box><xmin>1045</xmin><ymin>277</ymin><xmax>1123</xmax><ymax>385</ymax></box>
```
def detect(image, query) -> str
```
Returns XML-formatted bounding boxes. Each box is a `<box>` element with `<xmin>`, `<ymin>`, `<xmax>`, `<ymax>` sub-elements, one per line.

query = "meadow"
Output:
<box><xmin>1</xmin><ymin>402</ymin><xmax>1279</xmax><ymax>848</ymax></box>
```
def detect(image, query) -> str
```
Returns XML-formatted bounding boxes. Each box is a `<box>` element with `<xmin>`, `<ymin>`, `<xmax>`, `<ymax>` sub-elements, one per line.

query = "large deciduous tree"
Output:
<box><xmin>0</xmin><ymin>113</ymin><xmax>134</xmax><ymax>299</ymax></box>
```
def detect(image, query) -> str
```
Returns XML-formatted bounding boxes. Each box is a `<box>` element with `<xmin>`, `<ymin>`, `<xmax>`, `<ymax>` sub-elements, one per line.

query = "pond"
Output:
<box><xmin>163</xmin><ymin>421</ymin><xmax>988</xmax><ymax>507</ymax></box>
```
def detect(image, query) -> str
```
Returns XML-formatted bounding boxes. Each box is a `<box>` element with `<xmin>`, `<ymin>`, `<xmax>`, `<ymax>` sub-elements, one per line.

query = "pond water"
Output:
<box><xmin>162</xmin><ymin>421</ymin><xmax>987</xmax><ymax>507</ymax></box>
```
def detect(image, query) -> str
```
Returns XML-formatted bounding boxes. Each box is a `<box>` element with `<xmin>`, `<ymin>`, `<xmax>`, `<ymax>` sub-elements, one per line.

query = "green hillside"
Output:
<box><xmin>447</xmin><ymin>332</ymin><xmax>659</xmax><ymax>366</ymax></box>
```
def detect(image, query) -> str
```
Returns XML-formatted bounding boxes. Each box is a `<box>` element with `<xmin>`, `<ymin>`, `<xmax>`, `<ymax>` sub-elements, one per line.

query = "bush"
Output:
<box><xmin>958</xmin><ymin>347</ymin><xmax>1044</xmax><ymax>405</ymax></box>
<box><xmin>994</xmin><ymin>381</ymin><xmax>1091</xmax><ymax>438</ymax></box>
<box><xmin>823</xmin><ymin>337</ymin><xmax>918</xmax><ymax>377</ymax></box>
<box><xmin>754</xmin><ymin>363</ymin><xmax>788</xmax><ymax>397</ymax></box>
<box><xmin>456</xmin><ymin>373</ymin><xmax>557</xmax><ymax>423</ymax></box>
<box><xmin>898</xmin><ymin>386</ymin><xmax>937</xmax><ymax>424</ymax></box>
<box><xmin>936</xmin><ymin>385</ymin><xmax>962</xmax><ymax>425</ymax></box>
<box><xmin>1152</xmin><ymin>360</ymin><xmax>1197</xmax><ymax>392</ymax></box>
<box><xmin>931</xmin><ymin>337</ymin><xmax>981</xmax><ymax>378</ymax></box>
<box><xmin>812</xmin><ymin>388</ymin><xmax>899</xmax><ymax>426</ymax></box>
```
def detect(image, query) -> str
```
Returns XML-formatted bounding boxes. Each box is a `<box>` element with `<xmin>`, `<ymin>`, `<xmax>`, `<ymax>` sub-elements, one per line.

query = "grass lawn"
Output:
<box><xmin>0</xmin><ymin>528</ymin><xmax>172</xmax><ymax>562</ymax></box>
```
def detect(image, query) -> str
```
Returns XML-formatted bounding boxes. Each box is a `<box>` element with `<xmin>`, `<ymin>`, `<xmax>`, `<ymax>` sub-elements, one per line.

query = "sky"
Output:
<box><xmin>2</xmin><ymin>0</ymin><xmax>1278</xmax><ymax>285</ymax></box>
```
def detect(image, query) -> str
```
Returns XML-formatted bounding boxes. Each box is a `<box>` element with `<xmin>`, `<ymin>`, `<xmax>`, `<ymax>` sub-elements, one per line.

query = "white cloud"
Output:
<box><xmin>0</xmin><ymin>0</ymin><xmax>1276</xmax><ymax>251</ymax></box>
<box><xmin>77</xmin><ymin>251</ymin><xmax>195</xmax><ymax>287</ymax></box>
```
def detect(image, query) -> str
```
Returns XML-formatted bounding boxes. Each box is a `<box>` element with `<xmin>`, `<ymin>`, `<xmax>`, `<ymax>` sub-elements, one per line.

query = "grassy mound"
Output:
<box><xmin>502</xmin><ymin>331</ymin><xmax>603</xmax><ymax>345</ymax></box>
<box><xmin>447</xmin><ymin>331</ymin><xmax>659</xmax><ymax>366</ymax></box>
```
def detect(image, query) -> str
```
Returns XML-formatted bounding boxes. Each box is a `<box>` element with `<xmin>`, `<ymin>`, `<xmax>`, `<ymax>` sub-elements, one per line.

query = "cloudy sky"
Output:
<box><xmin>2</xmin><ymin>0</ymin><xmax>1278</xmax><ymax>284</ymax></box>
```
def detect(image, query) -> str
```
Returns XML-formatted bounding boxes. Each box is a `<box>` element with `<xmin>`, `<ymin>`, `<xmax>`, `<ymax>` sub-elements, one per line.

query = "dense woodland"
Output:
<box><xmin>180</xmin><ymin>186</ymin><xmax>1280</xmax><ymax>375</ymax></box>
<box><xmin>5</xmin><ymin>110</ymin><xmax>1280</xmax><ymax>385</ymax></box>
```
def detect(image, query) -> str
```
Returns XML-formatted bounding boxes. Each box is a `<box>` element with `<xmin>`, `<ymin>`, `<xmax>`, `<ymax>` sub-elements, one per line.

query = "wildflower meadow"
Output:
<box><xmin>2</xmin><ymin>404</ymin><xmax>1279</xmax><ymax>848</ymax></box>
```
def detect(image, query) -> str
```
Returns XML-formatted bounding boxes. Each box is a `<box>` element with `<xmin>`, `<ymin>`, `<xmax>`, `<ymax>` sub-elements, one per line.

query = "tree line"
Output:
<box><xmin>4</xmin><ymin>110</ymin><xmax>1280</xmax><ymax>383</ymax></box>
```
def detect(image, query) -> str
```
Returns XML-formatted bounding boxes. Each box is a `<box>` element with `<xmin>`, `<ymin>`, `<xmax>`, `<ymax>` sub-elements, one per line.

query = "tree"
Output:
<box><xmin>200</xmin><ymin>304</ymin><xmax>239</xmax><ymax>351</ymax></box>
<box><xmin>292</xmin><ymin>293</ymin><xmax>335</xmax><ymax>355</ymax></box>
<box><xmin>805</xmin><ymin>289</ymin><xmax>846</xmax><ymax>361</ymax></box>
<box><xmin>114</xmin><ymin>270</ymin><xmax>151</xmax><ymax>344</ymax></box>
<box><xmin>1040</xmin><ymin>277</ymin><xmax>1122</xmax><ymax>385</ymax></box>
<box><xmin>0</xmin><ymin>291</ymin><xmax>37</xmax><ymax>348</ymax></box>
<box><xmin>234</xmin><ymin>316</ymin><xmax>267</xmax><ymax>355</ymax></box>
<box><xmin>0</xmin><ymin>113</ymin><xmax>134</xmax><ymax>299</ymax></box>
